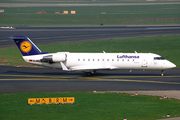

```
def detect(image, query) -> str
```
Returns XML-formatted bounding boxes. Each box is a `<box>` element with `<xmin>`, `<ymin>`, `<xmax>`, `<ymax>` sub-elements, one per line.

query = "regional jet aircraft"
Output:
<box><xmin>11</xmin><ymin>36</ymin><xmax>176</xmax><ymax>76</ymax></box>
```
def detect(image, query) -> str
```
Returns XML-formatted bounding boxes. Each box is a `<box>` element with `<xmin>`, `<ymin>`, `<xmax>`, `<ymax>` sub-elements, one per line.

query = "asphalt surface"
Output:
<box><xmin>0</xmin><ymin>65</ymin><xmax>180</xmax><ymax>93</ymax></box>
<box><xmin>0</xmin><ymin>26</ymin><xmax>180</xmax><ymax>93</ymax></box>
<box><xmin>1</xmin><ymin>25</ymin><xmax>180</xmax><ymax>48</ymax></box>
<box><xmin>1</xmin><ymin>3</ymin><xmax>180</xmax><ymax>7</ymax></box>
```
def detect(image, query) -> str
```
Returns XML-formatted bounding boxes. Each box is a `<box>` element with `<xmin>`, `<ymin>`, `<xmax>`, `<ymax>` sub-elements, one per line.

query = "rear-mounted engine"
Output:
<box><xmin>40</xmin><ymin>54</ymin><xmax>66</xmax><ymax>64</ymax></box>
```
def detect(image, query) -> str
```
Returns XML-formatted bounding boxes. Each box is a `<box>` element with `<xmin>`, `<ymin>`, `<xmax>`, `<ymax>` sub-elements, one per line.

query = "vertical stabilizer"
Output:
<box><xmin>11</xmin><ymin>36</ymin><xmax>47</xmax><ymax>56</ymax></box>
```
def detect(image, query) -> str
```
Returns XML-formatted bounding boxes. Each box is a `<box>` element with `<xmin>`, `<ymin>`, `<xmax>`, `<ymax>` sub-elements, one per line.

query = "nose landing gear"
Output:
<box><xmin>160</xmin><ymin>70</ymin><xmax>164</xmax><ymax>76</ymax></box>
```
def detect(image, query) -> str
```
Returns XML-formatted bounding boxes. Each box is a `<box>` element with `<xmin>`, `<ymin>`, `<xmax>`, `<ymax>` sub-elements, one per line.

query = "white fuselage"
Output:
<box><xmin>23</xmin><ymin>52</ymin><xmax>176</xmax><ymax>72</ymax></box>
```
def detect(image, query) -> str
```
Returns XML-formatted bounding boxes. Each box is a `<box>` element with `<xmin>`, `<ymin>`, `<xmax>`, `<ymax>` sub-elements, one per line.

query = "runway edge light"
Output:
<box><xmin>167</xmin><ymin>114</ymin><xmax>170</xmax><ymax>117</ymax></box>
<box><xmin>124</xmin><ymin>117</ymin><xmax>127</xmax><ymax>120</ymax></box>
<box><xmin>28</xmin><ymin>97</ymin><xmax>75</xmax><ymax>105</ymax></box>
<box><xmin>93</xmin><ymin>90</ymin><xmax>97</xmax><ymax>93</ymax></box>
<box><xmin>164</xmin><ymin>95</ymin><xmax>167</xmax><ymax>99</ymax></box>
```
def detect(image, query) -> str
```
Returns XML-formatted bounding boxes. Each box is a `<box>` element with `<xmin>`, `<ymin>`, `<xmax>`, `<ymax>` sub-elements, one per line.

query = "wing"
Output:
<box><xmin>70</xmin><ymin>66</ymin><xmax>111</xmax><ymax>71</ymax></box>
<box><xmin>60</xmin><ymin>62</ymin><xmax>117</xmax><ymax>72</ymax></box>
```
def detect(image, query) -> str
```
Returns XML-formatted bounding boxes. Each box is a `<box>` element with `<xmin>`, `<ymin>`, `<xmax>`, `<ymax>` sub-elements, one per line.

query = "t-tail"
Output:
<box><xmin>10</xmin><ymin>36</ymin><xmax>48</xmax><ymax>56</ymax></box>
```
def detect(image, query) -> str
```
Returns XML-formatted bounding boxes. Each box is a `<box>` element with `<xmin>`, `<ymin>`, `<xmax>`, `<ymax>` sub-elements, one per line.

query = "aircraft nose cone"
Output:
<box><xmin>168</xmin><ymin>62</ymin><xmax>176</xmax><ymax>68</ymax></box>
<box><xmin>171</xmin><ymin>63</ymin><xmax>176</xmax><ymax>68</ymax></box>
<box><xmin>164</xmin><ymin>61</ymin><xmax>176</xmax><ymax>69</ymax></box>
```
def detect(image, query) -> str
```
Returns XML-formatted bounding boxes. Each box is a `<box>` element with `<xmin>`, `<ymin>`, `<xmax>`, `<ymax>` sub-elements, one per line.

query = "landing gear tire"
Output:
<box><xmin>85</xmin><ymin>70</ymin><xmax>96</xmax><ymax>76</ymax></box>
<box><xmin>160</xmin><ymin>70</ymin><xmax>164</xmax><ymax>76</ymax></box>
<box><xmin>86</xmin><ymin>72</ymin><xmax>92</xmax><ymax>76</ymax></box>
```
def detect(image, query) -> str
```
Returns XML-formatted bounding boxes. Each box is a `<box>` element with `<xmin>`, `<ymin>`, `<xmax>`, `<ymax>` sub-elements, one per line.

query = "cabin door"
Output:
<box><xmin>141</xmin><ymin>58</ymin><xmax>148</xmax><ymax>67</ymax></box>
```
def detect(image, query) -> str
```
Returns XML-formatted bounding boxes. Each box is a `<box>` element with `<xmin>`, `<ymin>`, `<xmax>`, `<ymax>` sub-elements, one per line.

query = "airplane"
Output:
<box><xmin>11</xmin><ymin>36</ymin><xmax>176</xmax><ymax>76</ymax></box>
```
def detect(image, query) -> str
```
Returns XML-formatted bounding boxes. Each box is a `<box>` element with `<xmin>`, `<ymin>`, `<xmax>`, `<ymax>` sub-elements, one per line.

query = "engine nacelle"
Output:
<box><xmin>42</xmin><ymin>53</ymin><xmax>66</xmax><ymax>63</ymax></box>
<box><xmin>52</xmin><ymin>53</ymin><xmax>66</xmax><ymax>62</ymax></box>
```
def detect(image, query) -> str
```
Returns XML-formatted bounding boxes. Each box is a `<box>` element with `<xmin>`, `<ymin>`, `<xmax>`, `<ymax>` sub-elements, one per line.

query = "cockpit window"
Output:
<box><xmin>154</xmin><ymin>57</ymin><xmax>165</xmax><ymax>60</ymax></box>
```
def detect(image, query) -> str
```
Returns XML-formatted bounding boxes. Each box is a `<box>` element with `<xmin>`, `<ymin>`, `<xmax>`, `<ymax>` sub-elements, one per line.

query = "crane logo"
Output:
<box><xmin>20</xmin><ymin>41</ymin><xmax>32</xmax><ymax>53</ymax></box>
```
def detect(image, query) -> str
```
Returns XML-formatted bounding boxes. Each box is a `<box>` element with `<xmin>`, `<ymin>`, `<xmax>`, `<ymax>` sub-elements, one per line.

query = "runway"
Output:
<box><xmin>0</xmin><ymin>65</ymin><xmax>180</xmax><ymax>93</ymax></box>
<box><xmin>0</xmin><ymin>25</ymin><xmax>180</xmax><ymax>48</ymax></box>
<box><xmin>1</xmin><ymin>3</ymin><xmax>180</xmax><ymax>7</ymax></box>
<box><xmin>0</xmin><ymin>25</ymin><xmax>180</xmax><ymax>93</ymax></box>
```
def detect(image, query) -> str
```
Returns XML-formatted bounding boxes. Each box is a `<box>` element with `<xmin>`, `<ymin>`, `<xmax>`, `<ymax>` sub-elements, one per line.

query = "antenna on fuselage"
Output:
<box><xmin>134</xmin><ymin>51</ymin><xmax>137</xmax><ymax>53</ymax></box>
<box><xmin>103</xmin><ymin>51</ymin><xmax>106</xmax><ymax>53</ymax></box>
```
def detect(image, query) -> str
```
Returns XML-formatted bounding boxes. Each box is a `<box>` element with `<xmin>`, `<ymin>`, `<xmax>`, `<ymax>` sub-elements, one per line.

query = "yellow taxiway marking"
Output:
<box><xmin>98</xmin><ymin>34</ymin><xmax>114</xmax><ymax>36</ymax></box>
<box><xmin>0</xmin><ymin>74</ymin><xmax>180</xmax><ymax>85</ymax></box>
<box><xmin>111</xmin><ymin>79</ymin><xmax>180</xmax><ymax>85</ymax></box>
<box><xmin>0</xmin><ymin>78</ymin><xmax>180</xmax><ymax>85</ymax></box>
<box><xmin>78</xmin><ymin>77</ymin><xmax>180</xmax><ymax>85</ymax></box>
<box><xmin>0</xmin><ymin>77</ymin><xmax>180</xmax><ymax>85</ymax></box>
<box><xmin>35</xmin><ymin>34</ymin><xmax>94</xmax><ymax>40</ymax></box>
<box><xmin>76</xmin><ymin>35</ymin><xmax>94</xmax><ymax>37</ymax></box>
<box><xmin>0</xmin><ymin>74</ymin><xmax>72</xmax><ymax>79</ymax></box>
<box><xmin>1</xmin><ymin>74</ymin><xmax>180</xmax><ymax>79</ymax></box>
<box><xmin>98</xmin><ymin>76</ymin><xmax>180</xmax><ymax>78</ymax></box>
<box><xmin>0</xmin><ymin>78</ymin><xmax>66</xmax><ymax>81</ymax></box>
<box><xmin>34</xmin><ymin>36</ymin><xmax>68</xmax><ymax>40</ymax></box>
<box><xmin>0</xmin><ymin>40</ymin><xmax>9</xmax><ymax>42</ymax></box>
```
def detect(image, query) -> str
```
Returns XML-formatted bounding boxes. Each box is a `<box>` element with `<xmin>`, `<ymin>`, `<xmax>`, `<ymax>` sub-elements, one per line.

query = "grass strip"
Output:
<box><xmin>0</xmin><ymin>35</ymin><xmax>179</xmax><ymax>67</ymax></box>
<box><xmin>0</xmin><ymin>4</ymin><xmax>180</xmax><ymax>26</ymax></box>
<box><xmin>0</xmin><ymin>92</ymin><xmax>180</xmax><ymax>120</ymax></box>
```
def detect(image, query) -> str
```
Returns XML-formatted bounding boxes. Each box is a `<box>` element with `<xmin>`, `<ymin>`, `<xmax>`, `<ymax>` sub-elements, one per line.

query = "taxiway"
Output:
<box><xmin>0</xmin><ymin>66</ymin><xmax>180</xmax><ymax>93</ymax></box>
<box><xmin>0</xmin><ymin>25</ymin><xmax>180</xmax><ymax>93</ymax></box>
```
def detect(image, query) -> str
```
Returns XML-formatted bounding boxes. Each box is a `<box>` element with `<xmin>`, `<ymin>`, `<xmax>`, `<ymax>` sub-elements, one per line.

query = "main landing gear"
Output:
<box><xmin>85</xmin><ymin>70</ymin><xmax>96</xmax><ymax>75</ymax></box>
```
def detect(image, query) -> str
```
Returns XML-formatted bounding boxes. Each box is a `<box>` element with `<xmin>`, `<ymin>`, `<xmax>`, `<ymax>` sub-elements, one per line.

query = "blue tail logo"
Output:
<box><xmin>11</xmin><ymin>36</ymin><xmax>48</xmax><ymax>56</ymax></box>
<box><xmin>20</xmin><ymin>41</ymin><xmax>32</xmax><ymax>53</ymax></box>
